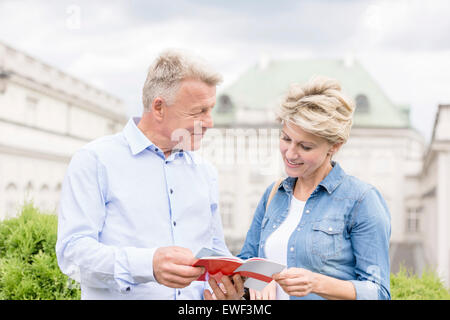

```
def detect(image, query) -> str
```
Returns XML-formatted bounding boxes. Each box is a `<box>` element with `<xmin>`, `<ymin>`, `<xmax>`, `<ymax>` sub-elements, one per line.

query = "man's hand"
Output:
<box><xmin>204</xmin><ymin>274</ymin><xmax>245</xmax><ymax>300</ymax></box>
<box><xmin>153</xmin><ymin>246</ymin><xmax>205</xmax><ymax>288</ymax></box>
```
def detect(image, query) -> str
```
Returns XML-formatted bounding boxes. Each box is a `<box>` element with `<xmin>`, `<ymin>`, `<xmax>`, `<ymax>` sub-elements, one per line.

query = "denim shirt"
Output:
<box><xmin>238</xmin><ymin>162</ymin><xmax>391</xmax><ymax>300</ymax></box>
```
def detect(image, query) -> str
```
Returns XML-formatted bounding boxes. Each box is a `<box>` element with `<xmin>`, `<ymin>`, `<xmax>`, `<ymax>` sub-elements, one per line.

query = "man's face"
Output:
<box><xmin>162</xmin><ymin>79</ymin><xmax>216</xmax><ymax>152</ymax></box>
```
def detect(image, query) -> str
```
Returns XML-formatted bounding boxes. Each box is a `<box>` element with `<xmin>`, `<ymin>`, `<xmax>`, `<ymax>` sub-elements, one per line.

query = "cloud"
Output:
<box><xmin>1</xmin><ymin>0</ymin><xmax>449</xmax><ymax>139</ymax></box>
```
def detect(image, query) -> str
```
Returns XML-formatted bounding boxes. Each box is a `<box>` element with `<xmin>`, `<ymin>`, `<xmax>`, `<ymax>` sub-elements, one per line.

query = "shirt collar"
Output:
<box><xmin>122</xmin><ymin>117</ymin><xmax>196</xmax><ymax>164</ymax></box>
<box><xmin>279</xmin><ymin>161</ymin><xmax>345</xmax><ymax>195</ymax></box>
<box><xmin>318</xmin><ymin>161</ymin><xmax>346</xmax><ymax>194</ymax></box>
<box><xmin>123</xmin><ymin>117</ymin><xmax>154</xmax><ymax>155</ymax></box>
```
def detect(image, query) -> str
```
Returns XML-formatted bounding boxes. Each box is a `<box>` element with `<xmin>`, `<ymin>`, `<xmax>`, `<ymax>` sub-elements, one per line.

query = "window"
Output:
<box><xmin>216</xmin><ymin>95</ymin><xmax>234</xmax><ymax>114</ymax></box>
<box><xmin>0</xmin><ymin>70</ymin><xmax>9</xmax><ymax>94</ymax></box>
<box><xmin>220</xmin><ymin>192</ymin><xmax>235</xmax><ymax>229</ymax></box>
<box><xmin>221</xmin><ymin>201</ymin><xmax>234</xmax><ymax>229</ymax></box>
<box><xmin>107</xmin><ymin>121</ymin><xmax>119</xmax><ymax>134</ymax></box>
<box><xmin>39</xmin><ymin>184</ymin><xmax>50</xmax><ymax>212</ymax></box>
<box><xmin>25</xmin><ymin>181</ymin><xmax>35</xmax><ymax>201</ymax></box>
<box><xmin>355</xmin><ymin>94</ymin><xmax>370</xmax><ymax>113</ymax></box>
<box><xmin>5</xmin><ymin>183</ymin><xmax>18</xmax><ymax>217</ymax></box>
<box><xmin>406</xmin><ymin>207</ymin><xmax>422</xmax><ymax>233</ymax></box>
<box><xmin>25</xmin><ymin>96</ymin><xmax>38</xmax><ymax>126</ymax></box>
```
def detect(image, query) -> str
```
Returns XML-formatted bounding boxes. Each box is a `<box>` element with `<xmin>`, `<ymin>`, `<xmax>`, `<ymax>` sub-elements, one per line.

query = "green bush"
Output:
<box><xmin>391</xmin><ymin>265</ymin><xmax>450</xmax><ymax>300</ymax></box>
<box><xmin>0</xmin><ymin>202</ymin><xmax>80</xmax><ymax>300</ymax></box>
<box><xmin>1</xmin><ymin>203</ymin><xmax>449</xmax><ymax>300</ymax></box>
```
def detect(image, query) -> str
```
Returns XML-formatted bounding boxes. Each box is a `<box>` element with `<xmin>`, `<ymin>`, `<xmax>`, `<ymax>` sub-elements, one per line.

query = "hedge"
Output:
<box><xmin>0</xmin><ymin>203</ymin><xmax>80</xmax><ymax>300</ymax></box>
<box><xmin>0</xmin><ymin>203</ymin><xmax>449</xmax><ymax>300</ymax></box>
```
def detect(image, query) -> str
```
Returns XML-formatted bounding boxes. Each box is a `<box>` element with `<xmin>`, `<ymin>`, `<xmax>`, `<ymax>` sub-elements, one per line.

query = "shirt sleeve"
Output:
<box><xmin>349</xmin><ymin>187</ymin><xmax>391</xmax><ymax>300</ymax></box>
<box><xmin>55</xmin><ymin>149</ymin><xmax>157</xmax><ymax>293</ymax></box>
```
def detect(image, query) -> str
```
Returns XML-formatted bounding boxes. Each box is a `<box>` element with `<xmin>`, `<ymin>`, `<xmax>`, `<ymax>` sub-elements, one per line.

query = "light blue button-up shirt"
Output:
<box><xmin>56</xmin><ymin>117</ymin><xmax>230</xmax><ymax>300</ymax></box>
<box><xmin>238</xmin><ymin>161</ymin><xmax>391</xmax><ymax>300</ymax></box>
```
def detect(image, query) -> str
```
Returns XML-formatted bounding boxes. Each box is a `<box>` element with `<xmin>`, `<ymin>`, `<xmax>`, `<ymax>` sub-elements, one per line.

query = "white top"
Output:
<box><xmin>264</xmin><ymin>196</ymin><xmax>306</xmax><ymax>300</ymax></box>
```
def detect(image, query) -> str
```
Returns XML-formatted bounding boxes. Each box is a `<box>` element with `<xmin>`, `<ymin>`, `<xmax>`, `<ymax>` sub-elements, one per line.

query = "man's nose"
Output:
<box><xmin>202</xmin><ymin>113</ymin><xmax>214</xmax><ymax>128</ymax></box>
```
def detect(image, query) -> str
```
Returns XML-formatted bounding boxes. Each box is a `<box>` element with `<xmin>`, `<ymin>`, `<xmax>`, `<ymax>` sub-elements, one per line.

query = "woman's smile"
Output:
<box><xmin>285</xmin><ymin>157</ymin><xmax>304</xmax><ymax>168</ymax></box>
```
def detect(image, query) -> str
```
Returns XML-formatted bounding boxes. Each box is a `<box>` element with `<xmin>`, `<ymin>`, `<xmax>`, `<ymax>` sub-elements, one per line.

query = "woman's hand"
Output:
<box><xmin>273</xmin><ymin>268</ymin><xmax>317</xmax><ymax>297</ymax></box>
<box><xmin>249</xmin><ymin>280</ymin><xmax>277</xmax><ymax>300</ymax></box>
<box><xmin>204</xmin><ymin>274</ymin><xmax>245</xmax><ymax>300</ymax></box>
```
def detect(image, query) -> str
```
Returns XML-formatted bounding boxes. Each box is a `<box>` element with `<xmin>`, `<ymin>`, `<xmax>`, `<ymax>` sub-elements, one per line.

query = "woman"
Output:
<box><xmin>205</xmin><ymin>76</ymin><xmax>391</xmax><ymax>300</ymax></box>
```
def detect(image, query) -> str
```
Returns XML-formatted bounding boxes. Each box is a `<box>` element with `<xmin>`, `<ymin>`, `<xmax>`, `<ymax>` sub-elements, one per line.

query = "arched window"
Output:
<box><xmin>25</xmin><ymin>182</ymin><xmax>34</xmax><ymax>192</ymax></box>
<box><xmin>6</xmin><ymin>183</ymin><xmax>17</xmax><ymax>191</ymax></box>
<box><xmin>216</xmin><ymin>94</ymin><xmax>234</xmax><ymax>114</ymax></box>
<box><xmin>39</xmin><ymin>184</ymin><xmax>50</xmax><ymax>212</ymax></box>
<box><xmin>5</xmin><ymin>183</ymin><xmax>19</xmax><ymax>218</ymax></box>
<box><xmin>24</xmin><ymin>181</ymin><xmax>35</xmax><ymax>203</ymax></box>
<box><xmin>355</xmin><ymin>94</ymin><xmax>370</xmax><ymax>113</ymax></box>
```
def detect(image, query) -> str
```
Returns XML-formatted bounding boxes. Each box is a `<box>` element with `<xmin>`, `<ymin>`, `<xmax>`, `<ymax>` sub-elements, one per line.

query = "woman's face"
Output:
<box><xmin>279</xmin><ymin>122</ymin><xmax>338</xmax><ymax>179</ymax></box>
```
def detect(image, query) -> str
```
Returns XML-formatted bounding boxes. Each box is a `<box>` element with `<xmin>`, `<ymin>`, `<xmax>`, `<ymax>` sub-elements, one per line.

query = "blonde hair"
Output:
<box><xmin>276</xmin><ymin>76</ymin><xmax>355</xmax><ymax>144</ymax></box>
<box><xmin>142</xmin><ymin>49</ymin><xmax>223</xmax><ymax>112</ymax></box>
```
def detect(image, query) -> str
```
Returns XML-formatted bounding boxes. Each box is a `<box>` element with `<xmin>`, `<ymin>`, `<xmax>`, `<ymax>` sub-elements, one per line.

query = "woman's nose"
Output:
<box><xmin>285</xmin><ymin>144</ymin><xmax>298</xmax><ymax>159</ymax></box>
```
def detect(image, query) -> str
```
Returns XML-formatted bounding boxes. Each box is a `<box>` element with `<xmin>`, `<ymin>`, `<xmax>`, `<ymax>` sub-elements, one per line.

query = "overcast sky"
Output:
<box><xmin>1</xmin><ymin>0</ymin><xmax>449</xmax><ymax>141</ymax></box>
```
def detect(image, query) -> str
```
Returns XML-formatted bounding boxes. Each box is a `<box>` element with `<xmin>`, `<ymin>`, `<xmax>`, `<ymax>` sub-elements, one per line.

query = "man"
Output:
<box><xmin>56</xmin><ymin>49</ymin><xmax>242</xmax><ymax>299</ymax></box>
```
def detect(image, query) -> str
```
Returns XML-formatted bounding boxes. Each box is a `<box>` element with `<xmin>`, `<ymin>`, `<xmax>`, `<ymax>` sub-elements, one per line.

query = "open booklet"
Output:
<box><xmin>192</xmin><ymin>247</ymin><xmax>286</xmax><ymax>291</ymax></box>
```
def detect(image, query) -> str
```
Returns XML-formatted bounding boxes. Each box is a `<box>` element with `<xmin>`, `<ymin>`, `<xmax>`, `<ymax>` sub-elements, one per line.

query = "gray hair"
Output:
<box><xmin>142</xmin><ymin>49</ymin><xmax>223</xmax><ymax>112</ymax></box>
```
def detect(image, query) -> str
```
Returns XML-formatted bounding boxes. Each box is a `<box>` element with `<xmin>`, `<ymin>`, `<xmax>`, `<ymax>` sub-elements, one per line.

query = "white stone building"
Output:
<box><xmin>0</xmin><ymin>41</ymin><xmax>127</xmax><ymax>219</ymax></box>
<box><xmin>415</xmin><ymin>104</ymin><xmax>450</xmax><ymax>286</ymax></box>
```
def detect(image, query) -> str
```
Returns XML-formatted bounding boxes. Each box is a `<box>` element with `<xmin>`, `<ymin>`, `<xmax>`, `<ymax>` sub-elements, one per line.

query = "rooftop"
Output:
<box><xmin>214</xmin><ymin>58</ymin><xmax>411</xmax><ymax>128</ymax></box>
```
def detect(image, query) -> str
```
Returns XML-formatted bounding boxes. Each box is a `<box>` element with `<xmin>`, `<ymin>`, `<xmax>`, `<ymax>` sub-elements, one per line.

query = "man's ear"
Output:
<box><xmin>151</xmin><ymin>97</ymin><xmax>165</xmax><ymax>122</ymax></box>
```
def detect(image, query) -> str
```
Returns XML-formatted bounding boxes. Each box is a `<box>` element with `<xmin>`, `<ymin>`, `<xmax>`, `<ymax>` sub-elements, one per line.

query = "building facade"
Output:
<box><xmin>0</xmin><ymin>42</ymin><xmax>127</xmax><ymax>219</ymax></box>
<box><xmin>415</xmin><ymin>104</ymin><xmax>450</xmax><ymax>286</ymax></box>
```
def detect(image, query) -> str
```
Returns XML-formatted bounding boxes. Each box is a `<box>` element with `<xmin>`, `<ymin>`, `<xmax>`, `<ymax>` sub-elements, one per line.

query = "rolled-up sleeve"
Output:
<box><xmin>55</xmin><ymin>149</ymin><xmax>157</xmax><ymax>293</ymax></box>
<box><xmin>349</xmin><ymin>187</ymin><xmax>391</xmax><ymax>300</ymax></box>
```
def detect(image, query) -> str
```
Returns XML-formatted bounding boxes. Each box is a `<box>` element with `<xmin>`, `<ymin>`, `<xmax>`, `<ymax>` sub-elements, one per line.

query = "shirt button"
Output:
<box><xmin>273</xmin><ymin>225</ymin><xmax>277</xmax><ymax>228</ymax></box>
<box><xmin>173</xmin><ymin>221</ymin><xmax>176</xmax><ymax>226</ymax></box>
<box><xmin>155</xmin><ymin>148</ymin><xmax>159</xmax><ymax>152</ymax></box>
<box><xmin>290</xmin><ymin>247</ymin><xmax>294</xmax><ymax>252</ymax></box>
<box><xmin>170</xmin><ymin>189</ymin><xmax>173</xmax><ymax>194</ymax></box>
<box><xmin>297</xmin><ymin>227</ymin><xmax>301</xmax><ymax>231</ymax></box>
<box><xmin>178</xmin><ymin>290</ymin><xmax>181</xmax><ymax>296</ymax></box>
<box><xmin>305</xmin><ymin>209</ymin><xmax>310</xmax><ymax>214</ymax></box>
<box><xmin>328</xmin><ymin>227</ymin><xmax>333</xmax><ymax>232</ymax></box>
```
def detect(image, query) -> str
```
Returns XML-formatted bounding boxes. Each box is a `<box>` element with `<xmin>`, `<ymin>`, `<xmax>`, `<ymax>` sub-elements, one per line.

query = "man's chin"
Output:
<box><xmin>171</xmin><ymin>140</ymin><xmax>202</xmax><ymax>153</ymax></box>
<box><xmin>190</xmin><ymin>136</ymin><xmax>205</xmax><ymax>151</ymax></box>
